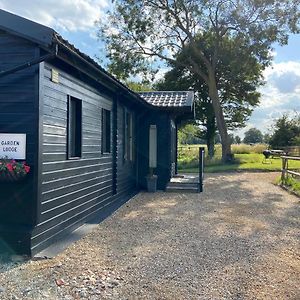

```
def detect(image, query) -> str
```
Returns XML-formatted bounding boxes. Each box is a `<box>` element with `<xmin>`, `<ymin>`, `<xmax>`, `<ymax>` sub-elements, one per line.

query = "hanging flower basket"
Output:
<box><xmin>0</xmin><ymin>159</ymin><xmax>30</xmax><ymax>183</ymax></box>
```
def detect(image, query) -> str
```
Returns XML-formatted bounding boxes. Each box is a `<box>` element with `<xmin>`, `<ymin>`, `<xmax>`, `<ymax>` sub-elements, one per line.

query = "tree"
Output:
<box><xmin>98</xmin><ymin>0</ymin><xmax>300</xmax><ymax>161</ymax></box>
<box><xmin>235</xmin><ymin>136</ymin><xmax>241</xmax><ymax>144</ymax></box>
<box><xmin>126</xmin><ymin>81</ymin><xmax>153</xmax><ymax>92</ymax></box>
<box><xmin>263</xmin><ymin>133</ymin><xmax>271</xmax><ymax>144</ymax></box>
<box><xmin>155</xmin><ymin>35</ymin><xmax>262</xmax><ymax>158</ymax></box>
<box><xmin>269</xmin><ymin>114</ymin><xmax>300</xmax><ymax>148</ymax></box>
<box><xmin>178</xmin><ymin>124</ymin><xmax>203</xmax><ymax>145</ymax></box>
<box><xmin>243</xmin><ymin>128</ymin><xmax>263</xmax><ymax>144</ymax></box>
<box><xmin>155</xmin><ymin>63</ymin><xmax>218</xmax><ymax>158</ymax></box>
<box><xmin>228</xmin><ymin>133</ymin><xmax>235</xmax><ymax>144</ymax></box>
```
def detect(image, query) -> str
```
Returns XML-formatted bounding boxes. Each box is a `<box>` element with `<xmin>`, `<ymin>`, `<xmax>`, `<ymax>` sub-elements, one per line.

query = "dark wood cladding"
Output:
<box><xmin>0</xmin><ymin>24</ymin><xmax>178</xmax><ymax>256</ymax></box>
<box><xmin>31</xmin><ymin>63</ymin><xmax>138</xmax><ymax>254</ymax></box>
<box><xmin>116</xmin><ymin>104</ymin><xmax>136</xmax><ymax>195</ymax></box>
<box><xmin>0</xmin><ymin>31</ymin><xmax>39</xmax><ymax>253</ymax></box>
<box><xmin>0</xmin><ymin>8</ymin><xmax>195</xmax><ymax>258</ymax></box>
<box><xmin>0</xmin><ymin>31</ymin><xmax>38</xmax><ymax>165</ymax></box>
<box><xmin>137</xmin><ymin>112</ymin><xmax>172</xmax><ymax>190</ymax></box>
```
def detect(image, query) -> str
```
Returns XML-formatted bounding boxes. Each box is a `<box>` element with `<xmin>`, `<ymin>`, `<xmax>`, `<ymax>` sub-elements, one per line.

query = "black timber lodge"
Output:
<box><xmin>0</xmin><ymin>9</ymin><xmax>195</xmax><ymax>256</ymax></box>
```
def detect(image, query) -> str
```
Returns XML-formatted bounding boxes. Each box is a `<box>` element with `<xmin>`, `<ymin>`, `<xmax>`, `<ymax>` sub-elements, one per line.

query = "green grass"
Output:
<box><xmin>178</xmin><ymin>144</ymin><xmax>300</xmax><ymax>173</ymax></box>
<box><xmin>280</xmin><ymin>176</ymin><xmax>300</xmax><ymax>196</ymax></box>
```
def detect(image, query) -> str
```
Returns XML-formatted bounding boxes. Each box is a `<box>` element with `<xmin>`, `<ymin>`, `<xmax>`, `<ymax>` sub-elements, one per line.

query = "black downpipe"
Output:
<box><xmin>0</xmin><ymin>53</ymin><xmax>55</xmax><ymax>79</ymax></box>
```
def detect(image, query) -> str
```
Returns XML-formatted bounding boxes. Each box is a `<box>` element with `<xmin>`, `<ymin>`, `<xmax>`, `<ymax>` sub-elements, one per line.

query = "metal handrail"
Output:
<box><xmin>199</xmin><ymin>147</ymin><xmax>205</xmax><ymax>192</ymax></box>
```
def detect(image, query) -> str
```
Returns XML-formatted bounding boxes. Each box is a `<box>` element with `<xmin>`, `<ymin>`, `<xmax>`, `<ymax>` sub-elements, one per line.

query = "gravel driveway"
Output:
<box><xmin>0</xmin><ymin>172</ymin><xmax>299</xmax><ymax>300</ymax></box>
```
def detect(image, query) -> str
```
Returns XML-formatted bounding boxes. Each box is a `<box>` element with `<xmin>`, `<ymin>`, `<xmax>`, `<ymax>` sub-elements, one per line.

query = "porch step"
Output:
<box><xmin>166</xmin><ymin>183</ymin><xmax>199</xmax><ymax>193</ymax></box>
<box><xmin>168</xmin><ymin>182</ymin><xmax>198</xmax><ymax>188</ymax></box>
<box><xmin>166</xmin><ymin>174</ymin><xmax>201</xmax><ymax>193</ymax></box>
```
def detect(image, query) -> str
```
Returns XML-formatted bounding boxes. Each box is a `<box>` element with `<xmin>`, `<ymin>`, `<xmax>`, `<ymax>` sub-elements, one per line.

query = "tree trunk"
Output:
<box><xmin>207</xmin><ymin>134</ymin><xmax>215</xmax><ymax>159</ymax></box>
<box><xmin>208</xmin><ymin>74</ymin><xmax>232</xmax><ymax>162</ymax></box>
<box><xmin>206</xmin><ymin>115</ymin><xmax>216</xmax><ymax>159</ymax></box>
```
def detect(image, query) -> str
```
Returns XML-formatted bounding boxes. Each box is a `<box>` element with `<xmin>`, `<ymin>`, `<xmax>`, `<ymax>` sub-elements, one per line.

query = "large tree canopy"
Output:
<box><xmin>98</xmin><ymin>0</ymin><xmax>300</xmax><ymax>161</ymax></box>
<box><xmin>155</xmin><ymin>34</ymin><xmax>263</xmax><ymax>157</ymax></box>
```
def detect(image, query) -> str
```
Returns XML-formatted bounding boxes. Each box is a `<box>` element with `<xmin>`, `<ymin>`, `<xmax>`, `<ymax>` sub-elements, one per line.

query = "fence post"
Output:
<box><xmin>281</xmin><ymin>157</ymin><xmax>287</xmax><ymax>182</ymax></box>
<box><xmin>199</xmin><ymin>147</ymin><xmax>205</xmax><ymax>192</ymax></box>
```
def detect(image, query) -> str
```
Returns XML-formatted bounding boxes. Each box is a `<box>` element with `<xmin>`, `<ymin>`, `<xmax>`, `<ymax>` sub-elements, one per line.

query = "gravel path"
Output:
<box><xmin>0</xmin><ymin>172</ymin><xmax>299</xmax><ymax>300</ymax></box>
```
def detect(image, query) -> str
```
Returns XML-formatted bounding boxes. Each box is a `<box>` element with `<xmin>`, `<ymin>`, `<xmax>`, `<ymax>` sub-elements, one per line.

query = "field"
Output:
<box><xmin>178</xmin><ymin>144</ymin><xmax>300</xmax><ymax>173</ymax></box>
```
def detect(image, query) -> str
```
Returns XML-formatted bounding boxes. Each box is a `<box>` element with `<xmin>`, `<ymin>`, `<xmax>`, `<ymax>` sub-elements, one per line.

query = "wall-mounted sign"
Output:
<box><xmin>0</xmin><ymin>134</ymin><xmax>26</xmax><ymax>159</ymax></box>
<box><xmin>51</xmin><ymin>69</ymin><xmax>59</xmax><ymax>83</ymax></box>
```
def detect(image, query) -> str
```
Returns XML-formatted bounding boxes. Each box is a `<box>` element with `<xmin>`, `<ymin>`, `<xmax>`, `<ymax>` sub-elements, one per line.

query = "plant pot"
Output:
<box><xmin>0</xmin><ymin>171</ymin><xmax>27</xmax><ymax>183</ymax></box>
<box><xmin>146</xmin><ymin>175</ymin><xmax>158</xmax><ymax>192</ymax></box>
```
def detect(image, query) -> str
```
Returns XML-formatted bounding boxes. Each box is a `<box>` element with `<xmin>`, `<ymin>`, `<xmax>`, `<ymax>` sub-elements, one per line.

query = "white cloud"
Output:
<box><xmin>264</xmin><ymin>61</ymin><xmax>300</xmax><ymax>78</ymax></box>
<box><xmin>271</xmin><ymin>71</ymin><xmax>300</xmax><ymax>93</ymax></box>
<box><xmin>260</xmin><ymin>61</ymin><xmax>300</xmax><ymax>109</ymax></box>
<box><xmin>235</xmin><ymin>61</ymin><xmax>300</xmax><ymax>137</ymax></box>
<box><xmin>0</xmin><ymin>0</ymin><xmax>109</xmax><ymax>31</ymax></box>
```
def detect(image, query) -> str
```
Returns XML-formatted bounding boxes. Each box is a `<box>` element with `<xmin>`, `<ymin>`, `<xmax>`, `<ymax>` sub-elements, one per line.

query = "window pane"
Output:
<box><xmin>68</xmin><ymin>97</ymin><xmax>82</xmax><ymax>158</ymax></box>
<box><xmin>102</xmin><ymin>109</ymin><xmax>111</xmax><ymax>153</ymax></box>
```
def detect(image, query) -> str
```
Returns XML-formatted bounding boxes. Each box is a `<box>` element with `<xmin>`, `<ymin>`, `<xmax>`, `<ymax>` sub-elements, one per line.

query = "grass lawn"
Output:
<box><xmin>178</xmin><ymin>144</ymin><xmax>300</xmax><ymax>173</ymax></box>
<box><xmin>281</xmin><ymin>176</ymin><xmax>300</xmax><ymax>196</ymax></box>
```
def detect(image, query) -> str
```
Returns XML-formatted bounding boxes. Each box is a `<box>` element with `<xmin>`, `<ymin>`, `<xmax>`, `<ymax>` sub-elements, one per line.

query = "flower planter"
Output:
<box><xmin>0</xmin><ymin>172</ymin><xmax>33</xmax><ymax>225</ymax></box>
<box><xmin>0</xmin><ymin>171</ymin><xmax>27</xmax><ymax>183</ymax></box>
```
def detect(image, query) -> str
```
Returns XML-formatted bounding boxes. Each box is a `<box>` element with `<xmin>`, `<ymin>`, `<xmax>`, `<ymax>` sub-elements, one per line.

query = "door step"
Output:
<box><xmin>166</xmin><ymin>183</ymin><xmax>199</xmax><ymax>193</ymax></box>
<box><xmin>168</xmin><ymin>182</ymin><xmax>198</xmax><ymax>188</ymax></box>
<box><xmin>166</xmin><ymin>174</ymin><xmax>201</xmax><ymax>193</ymax></box>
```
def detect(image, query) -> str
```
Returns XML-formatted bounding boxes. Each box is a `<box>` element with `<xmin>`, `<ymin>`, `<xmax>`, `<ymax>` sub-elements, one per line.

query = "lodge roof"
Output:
<box><xmin>139</xmin><ymin>91</ymin><xmax>194</xmax><ymax>108</ymax></box>
<box><xmin>0</xmin><ymin>9</ymin><xmax>194</xmax><ymax>117</ymax></box>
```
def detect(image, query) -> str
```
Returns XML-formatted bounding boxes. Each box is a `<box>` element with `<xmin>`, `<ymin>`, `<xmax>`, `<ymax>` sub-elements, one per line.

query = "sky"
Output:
<box><xmin>0</xmin><ymin>0</ymin><xmax>299</xmax><ymax>138</ymax></box>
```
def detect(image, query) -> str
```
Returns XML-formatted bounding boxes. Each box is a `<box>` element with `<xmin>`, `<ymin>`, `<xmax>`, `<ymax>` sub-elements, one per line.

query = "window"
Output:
<box><xmin>124</xmin><ymin>109</ymin><xmax>134</xmax><ymax>162</ymax></box>
<box><xmin>67</xmin><ymin>96</ymin><xmax>82</xmax><ymax>159</ymax></box>
<box><xmin>102</xmin><ymin>108</ymin><xmax>111</xmax><ymax>153</ymax></box>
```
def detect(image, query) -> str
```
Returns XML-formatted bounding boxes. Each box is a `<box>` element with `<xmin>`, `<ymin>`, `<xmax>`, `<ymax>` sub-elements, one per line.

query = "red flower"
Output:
<box><xmin>6</xmin><ymin>163</ymin><xmax>13</xmax><ymax>172</ymax></box>
<box><xmin>0</xmin><ymin>158</ymin><xmax>30</xmax><ymax>177</ymax></box>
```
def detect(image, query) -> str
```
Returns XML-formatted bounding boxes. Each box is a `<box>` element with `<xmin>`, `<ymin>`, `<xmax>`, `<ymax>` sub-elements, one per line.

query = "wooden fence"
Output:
<box><xmin>281</xmin><ymin>155</ymin><xmax>300</xmax><ymax>182</ymax></box>
<box><xmin>284</xmin><ymin>146</ymin><xmax>300</xmax><ymax>156</ymax></box>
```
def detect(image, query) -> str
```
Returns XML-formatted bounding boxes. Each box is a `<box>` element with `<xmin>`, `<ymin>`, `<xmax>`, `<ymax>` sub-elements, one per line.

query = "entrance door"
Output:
<box><xmin>170</xmin><ymin>119</ymin><xmax>177</xmax><ymax>177</ymax></box>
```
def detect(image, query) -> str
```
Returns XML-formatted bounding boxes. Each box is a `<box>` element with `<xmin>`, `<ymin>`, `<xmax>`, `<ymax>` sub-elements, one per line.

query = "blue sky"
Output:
<box><xmin>1</xmin><ymin>0</ymin><xmax>299</xmax><ymax>138</ymax></box>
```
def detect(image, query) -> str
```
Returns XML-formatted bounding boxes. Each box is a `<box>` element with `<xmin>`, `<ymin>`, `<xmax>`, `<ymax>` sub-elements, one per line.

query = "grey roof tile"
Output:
<box><xmin>139</xmin><ymin>91</ymin><xmax>194</xmax><ymax>108</ymax></box>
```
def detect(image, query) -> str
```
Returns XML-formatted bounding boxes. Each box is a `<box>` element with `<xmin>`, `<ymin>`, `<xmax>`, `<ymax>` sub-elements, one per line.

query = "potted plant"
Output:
<box><xmin>146</xmin><ymin>167</ymin><xmax>158</xmax><ymax>192</ymax></box>
<box><xmin>0</xmin><ymin>158</ymin><xmax>30</xmax><ymax>182</ymax></box>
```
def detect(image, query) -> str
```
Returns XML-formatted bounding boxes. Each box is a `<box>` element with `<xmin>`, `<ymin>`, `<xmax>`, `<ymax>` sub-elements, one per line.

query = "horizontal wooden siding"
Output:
<box><xmin>32</xmin><ymin>63</ymin><xmax>137</xmax><ymax>254</ymax></box>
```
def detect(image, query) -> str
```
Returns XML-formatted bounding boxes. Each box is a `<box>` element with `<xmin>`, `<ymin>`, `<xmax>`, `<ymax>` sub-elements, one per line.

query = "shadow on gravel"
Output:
<box><xmin>0</xmin><ymin>251</ymin><xmax>29</xmax><ymax>274</ymax></box>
